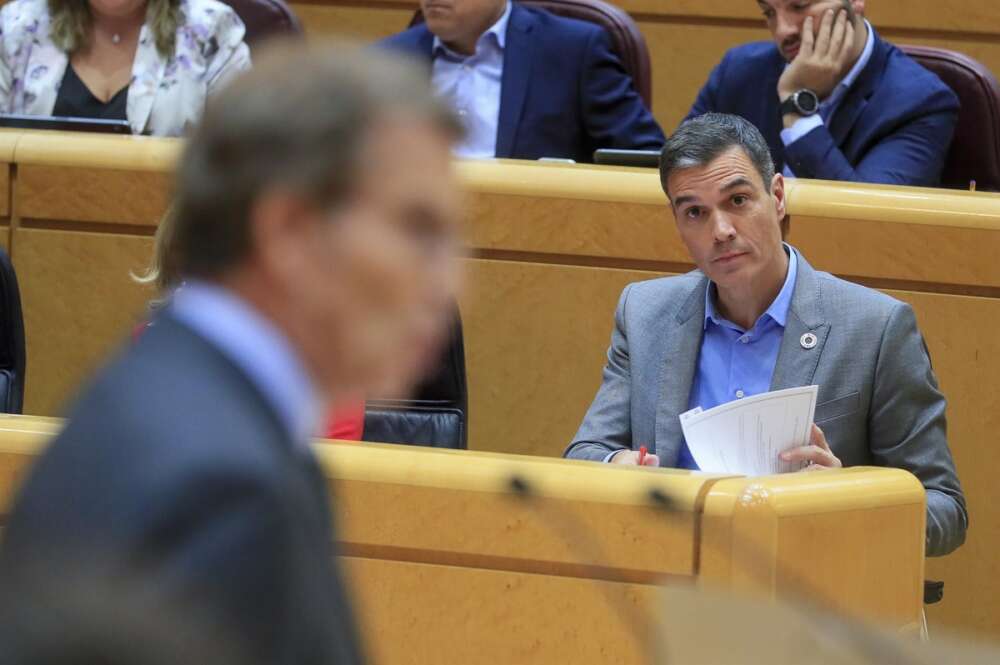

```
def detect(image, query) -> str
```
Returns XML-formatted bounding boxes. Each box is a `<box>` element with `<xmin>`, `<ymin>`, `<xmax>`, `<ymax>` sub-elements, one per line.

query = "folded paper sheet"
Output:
<box><xmin>679</xmin><ymin>386</ymin><xmax>819</xmax><ymax>476</ymax></box>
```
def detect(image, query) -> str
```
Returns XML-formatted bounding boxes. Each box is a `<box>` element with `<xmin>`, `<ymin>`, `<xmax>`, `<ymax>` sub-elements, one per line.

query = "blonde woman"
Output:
<box><xmin>0</xmin><ymin>0</ymin><xmax>250</xmax><ymax>135</ymax></box>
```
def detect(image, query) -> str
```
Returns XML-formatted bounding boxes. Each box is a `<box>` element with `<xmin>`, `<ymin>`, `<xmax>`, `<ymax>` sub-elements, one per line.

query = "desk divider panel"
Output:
<box><xmin>0</xmin><ymin>417</ymin><xmax>926</xmax><ymax>664</ymax></box>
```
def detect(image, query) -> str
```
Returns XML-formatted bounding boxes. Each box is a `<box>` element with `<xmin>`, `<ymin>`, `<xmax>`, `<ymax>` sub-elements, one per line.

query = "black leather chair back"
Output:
<box><xmin>362</xmin><ymin>309</ymin><xmax>468</xmax><ymax>449</ymax></box>
<box><xmin>0</xmin><ymin>248</ymin><xmax>25</xmax><ymax>413</ymax></box>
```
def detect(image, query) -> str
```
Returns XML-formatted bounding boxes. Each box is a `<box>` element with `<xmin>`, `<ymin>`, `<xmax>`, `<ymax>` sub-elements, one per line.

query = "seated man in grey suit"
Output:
<box><xmin>1</xmin><ymin>45</ymin><xmax>464</xmax><ymax>663</ymax></box>
<box><xmin>565</xmin><ymin>113</ymin><xmax>966</xmax><ymax>557</ymax></box>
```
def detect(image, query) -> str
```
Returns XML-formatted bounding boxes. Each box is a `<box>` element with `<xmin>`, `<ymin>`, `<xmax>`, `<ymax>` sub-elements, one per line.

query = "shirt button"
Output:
<box><xmin>458</xmin><ymin>109</ymin><xmax>467</xmax><ymax>117</ymax></box>
<box><xmin>740</xmin><ymin>336</ymin><xmax>750</xmax><ymax>344</ymax></box>
<box><xmin>736</xmin><ymin>390</ymin><xmax>745</xmax><ymax>399</ymax></box>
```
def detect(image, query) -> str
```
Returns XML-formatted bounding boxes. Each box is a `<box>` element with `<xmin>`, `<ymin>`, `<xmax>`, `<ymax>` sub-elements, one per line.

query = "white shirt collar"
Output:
<box><xmin>838</xmin><ymin>19</ymin><xmax>876</xmax><ymax>93</ymax></box>
<box><xmin>433</xmin><ymin>1</ymin><xmax>512</xmax><ymax>58</ymax></box>
<box><xmin>169</xmin><ymin>281</ymin><xmax>323</xmax><ymax>448</ymax></box>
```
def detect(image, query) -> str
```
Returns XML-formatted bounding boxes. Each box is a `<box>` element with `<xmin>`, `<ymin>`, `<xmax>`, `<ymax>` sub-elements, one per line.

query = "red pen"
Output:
<box><xmin>638</xmin><ymin>446</ymin><xmax>648</xmax><ymax>466</ymax></box>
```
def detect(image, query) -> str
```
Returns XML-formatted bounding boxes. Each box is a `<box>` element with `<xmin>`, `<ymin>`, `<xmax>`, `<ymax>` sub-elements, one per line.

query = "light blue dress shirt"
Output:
<box><xmin>170</xmin><ymin>281</ymin><xmax>322</xmax><ymax>448</ymax></box>
<box><xmin>675</xmin><ymin>246</ymin><xmax>799</xmax><ymax>470</ymax></box>
<box><xmin>781</xmin><ymin>20</ymin><xmax>875</xmax><ymax>177</ymax></box>
<box><xmin>431</xmin><ymin>1</ymin><xmax>512</xmax><ymax>159</ymax></box>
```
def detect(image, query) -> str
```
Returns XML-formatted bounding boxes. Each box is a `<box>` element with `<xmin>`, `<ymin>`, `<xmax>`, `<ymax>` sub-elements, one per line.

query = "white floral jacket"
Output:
<box><xmin>0</xmin><ymin>0</ymin><xmax>251</xmax><ymax>136</ymax></box>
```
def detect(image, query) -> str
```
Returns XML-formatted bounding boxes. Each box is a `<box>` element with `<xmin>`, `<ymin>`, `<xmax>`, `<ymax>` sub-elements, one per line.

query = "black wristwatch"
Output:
<box><xmin>780</xmin><ymin>89</ymin><xmax>820</xmax><ymax>117</ymax></box>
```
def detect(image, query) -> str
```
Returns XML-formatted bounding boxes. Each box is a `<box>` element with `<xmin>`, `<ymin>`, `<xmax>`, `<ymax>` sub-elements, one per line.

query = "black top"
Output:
<box><xmin>52</xmin><ymin>65</ymin><xmax>128</xmax><ymax>121</ymax></box>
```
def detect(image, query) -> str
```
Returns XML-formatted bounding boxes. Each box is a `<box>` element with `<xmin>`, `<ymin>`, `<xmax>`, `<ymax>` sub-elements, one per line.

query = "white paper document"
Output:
<box><xmin>679</xmin><ymin>385</ymin><xmax>819</xmax><ymax>476</ymax></box>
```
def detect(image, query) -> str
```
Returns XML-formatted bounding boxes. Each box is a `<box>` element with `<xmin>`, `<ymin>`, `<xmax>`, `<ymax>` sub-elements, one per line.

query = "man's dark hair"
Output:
<box><xmin>659</xmin><ymin>113</ymin><xmax>776</xmax><ymax>197</ymax></box>
<box><xmin>172</xmin><ymin>42</ymin><xmax>463</xmax><ymax>279</ymax></box>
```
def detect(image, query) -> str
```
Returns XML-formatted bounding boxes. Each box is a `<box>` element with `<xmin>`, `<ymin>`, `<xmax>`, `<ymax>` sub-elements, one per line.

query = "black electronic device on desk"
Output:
<box><xmin>0</xmin><ymin>113</ymin><xmax>131</xmax><ymax>134</ymax></box>
<box><xmin>593</xmin><ymin>148</ymin><xmax>659</xmax><ymax>168</ymax></box>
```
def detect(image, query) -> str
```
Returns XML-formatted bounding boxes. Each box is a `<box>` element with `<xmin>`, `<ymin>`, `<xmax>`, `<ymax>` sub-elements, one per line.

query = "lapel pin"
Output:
<box><xmin>800</xmin><ymin>332</ymin><xmax>818</xmax><ymax>350</ymax></box>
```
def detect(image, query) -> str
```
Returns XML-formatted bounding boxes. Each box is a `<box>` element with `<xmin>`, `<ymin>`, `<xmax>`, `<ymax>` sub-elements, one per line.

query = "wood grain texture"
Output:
<box><xmin>17</xmin><ymin>165</ymin><xmax>171</xmax><ymax>227</ymax></box>
<box><xmin>13</xmin><ymin>228</ymin><xmax>154</xmax><ymax>415</ymax></box>
<box><xmin>0</xmin><ymin>166</ymin><xmax>9</xmax><ymax>218</ymax></box>
<box><xmin>700</xmin><ymin>469</ymin><xmax>926</xmax><ymax>631</ymax></box>
<box><xmin>316</xmin><ymin>442</ymin><xmax>719</xmax><ymax>580</ymax></box>
<box><xmin>291</xmin><ymin>2</ymin><xmax>412</xmax><ymax>40</ymax></box>
<box><xmin>13</xmin><ymin>131</ymin><xmax>181</xmax><ymax>172</ymax></box>
<box><xmin>342</xmin><ymin>556</ymin><xmax>662</xmax><ymax>665</ymax></box>
<box><xmin>0</xmin><ymin>425</ymin><xmax>928</xmax><ymax>662</ymax></box>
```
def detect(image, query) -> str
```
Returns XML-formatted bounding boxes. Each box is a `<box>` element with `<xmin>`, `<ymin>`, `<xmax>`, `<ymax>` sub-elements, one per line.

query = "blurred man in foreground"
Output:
<box><xmin>566</xmin><ymin>113</ymin><xmax>966</xmax><ymax>556</ymax></box>
<box><xmin>0</xmin><ymin>43</ymin><xmax>463</xmax><ymax>664</ymax></box>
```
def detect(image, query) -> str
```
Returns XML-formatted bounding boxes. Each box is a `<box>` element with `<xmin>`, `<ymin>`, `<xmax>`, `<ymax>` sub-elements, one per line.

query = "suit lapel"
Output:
<box><xmin>762</xmin><ymin>52</ymin><xmax>788</xmax><ymax>171</ymax></box>
<box><xmin>827</xmin><ymin>30</ymin><xmax>888</xmax><ymax>149</ymax></box>
<box><xmin>770</xmin><ymin>250</ymin><xmax>830</xmax><ymax>392</ymax></box>
<box><xmin>495</xmin><ymin>4</ymin><xmax>535</xmax><ymax>158</ymax></box>
<box><xmin>415</xmin><ymin>27</ymin><xmax>435</xmax><ymax>61</ymax></box>
<box><xmin>654</xmin><ymin>276</ymin><xmax>707</xmax><ymax>466</ymax></box>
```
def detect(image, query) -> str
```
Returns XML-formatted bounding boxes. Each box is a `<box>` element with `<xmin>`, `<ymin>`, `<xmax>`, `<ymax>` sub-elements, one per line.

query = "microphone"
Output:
<box><xmin>507</xmin><ymin>471</ymin><xmax>923</xmax><ymax>664</ymax></box>
<box><xmin>506</xmin><ymin>474</ymin><xmax>663</xmax><ymax>665</ymax></box>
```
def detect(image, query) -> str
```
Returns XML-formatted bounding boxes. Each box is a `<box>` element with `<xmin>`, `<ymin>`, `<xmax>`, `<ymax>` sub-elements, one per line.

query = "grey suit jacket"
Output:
<box><xmin>566</xmin><ymin>249</ymin><xmax>967</xmax><ymax>557</ymax></box>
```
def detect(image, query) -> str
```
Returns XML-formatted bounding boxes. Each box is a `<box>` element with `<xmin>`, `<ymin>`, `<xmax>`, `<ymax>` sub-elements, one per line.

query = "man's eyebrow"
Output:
<box><xmin>672</xmin><ymin>194</ymin><xmax>699</xmax><ymax>208</ymax></box>
<box><xmin>720</xmin><ymin>177</ymin><xmax>755</xmax><ymax>193</ymax></box>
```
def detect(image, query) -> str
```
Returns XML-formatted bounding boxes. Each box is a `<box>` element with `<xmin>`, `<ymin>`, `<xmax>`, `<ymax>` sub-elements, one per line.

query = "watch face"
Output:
<box><xmin>795</xmin><ymin>90</ymin><xmax>819</xmax><ymax>115</ymax></box>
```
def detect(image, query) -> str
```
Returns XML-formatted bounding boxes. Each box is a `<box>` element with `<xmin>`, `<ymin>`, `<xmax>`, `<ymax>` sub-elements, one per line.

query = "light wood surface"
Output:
<box><xmin>0</xmin><ymin>417</ymin><xmax>927</xmax><ymax>663</ymax></box>
<box><xmin>700</xmin><ymin>469</ymin><xmax>926</xmax><ymax>632</ymax></box>
<box><xmin>294</xmin><ymin>1</ymin><xmax>1000</xmax><ymax>137</ymax></box>
<box><xmin>0</xmin><ymin>134</ymin><xmax>997</xmax><ymax>638</ymax></box>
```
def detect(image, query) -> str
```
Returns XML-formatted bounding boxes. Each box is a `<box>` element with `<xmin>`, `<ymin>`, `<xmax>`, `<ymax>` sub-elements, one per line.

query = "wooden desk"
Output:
<box><xmin>297</xmin><ymin>0</ymin><xmax>1000</xmax><ymax>135</ymax></box>
<box><xmin>451</xmin><ymin>160</ymin><xmax>1000</xmax><ymax>639</ymax></box>
<box><xmin>0</xmin><ymin>134</ymin><xmax>996</xmax><ymax>637</ymax></box>
<box><xmin>0</xmin><ymin>416</ymin><xmax>926</xmax><ymax>664</ymax></box>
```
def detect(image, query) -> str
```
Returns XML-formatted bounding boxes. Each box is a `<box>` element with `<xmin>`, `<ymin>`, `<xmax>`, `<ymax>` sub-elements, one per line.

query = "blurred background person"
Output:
<box><xmin>381</xmin><ymin>0</ymin><xmax>664</xmax><ymax>162</ymax></box>
<box><xmin>1</xmin><ymin>41</ymin><xmax>463</xmax><ymax>665</ymax></box>
<box><xmin>0</xmin><ymin>0</ymin><xmax>251</xmax><ymax>135</ymax></box>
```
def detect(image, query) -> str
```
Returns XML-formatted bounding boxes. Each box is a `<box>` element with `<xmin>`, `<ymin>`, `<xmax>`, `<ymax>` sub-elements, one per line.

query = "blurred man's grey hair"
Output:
<box><xmin>173</xmin><ymin>41</ymin><xmax>463</xmax><ymax>279</ymax></box>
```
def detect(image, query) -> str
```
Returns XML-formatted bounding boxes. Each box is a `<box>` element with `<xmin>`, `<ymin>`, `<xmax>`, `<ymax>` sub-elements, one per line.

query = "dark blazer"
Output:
<box><xmin>685</xmin><ymin>29</ymin><xmax>959</xmax><ymax>186</ymax></box>
<box><xmin>0</xmin><ymin>315</ymin><xmax>364</xmax><ymax>665</ymax></box>
<box><xmin>566</xmin><ymin>249</ymin><xmax>967</xmax><ymax>557</ymax></box>
<box><xmin>380</xmin><ymin>2</ymin><xmax>665</xmax><ymax>162</ymax></box>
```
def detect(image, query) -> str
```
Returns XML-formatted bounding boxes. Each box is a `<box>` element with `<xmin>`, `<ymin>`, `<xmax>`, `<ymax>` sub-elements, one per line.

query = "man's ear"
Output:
<box><xmin>771</xmin><ymin>172</ymin><xmax>787</xmax><ymax>218</ymax></box>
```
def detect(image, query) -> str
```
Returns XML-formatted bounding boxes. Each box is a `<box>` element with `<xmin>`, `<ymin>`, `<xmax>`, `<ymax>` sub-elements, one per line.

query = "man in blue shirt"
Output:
<box><xmin>1</xmin><ymin>45</ymin><xmax>466</xmax><ymax>663</ymax></box>
<box><xmin>381</xmin><ymin>0</ymin><xmax>665</xmax><ymax>162</ymax></box>
<box><xmin>685</xmin><ymin>0</ymin><xmax>958</xmax><ymax>186</ymax></box>
<box><xmin>565</xmin><ymin>113</ymin><xmax>966</xmax><ymax>556</ymax></box>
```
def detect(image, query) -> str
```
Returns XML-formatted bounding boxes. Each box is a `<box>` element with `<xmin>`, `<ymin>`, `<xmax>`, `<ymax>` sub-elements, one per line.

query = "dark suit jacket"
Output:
<box><xmin>380</xmin><ymin>2</ymin><xmax>665</xmax><ymax>162</ymax></box>
<box><xmin>1</xmin><ymin>315</ymin><xmax>364</xmax><ymax>665</ymax></box>
<box><xmin>685</xmin><ymin>29</ymin><xmax>959</xmax><ymax>186</ymax></box>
